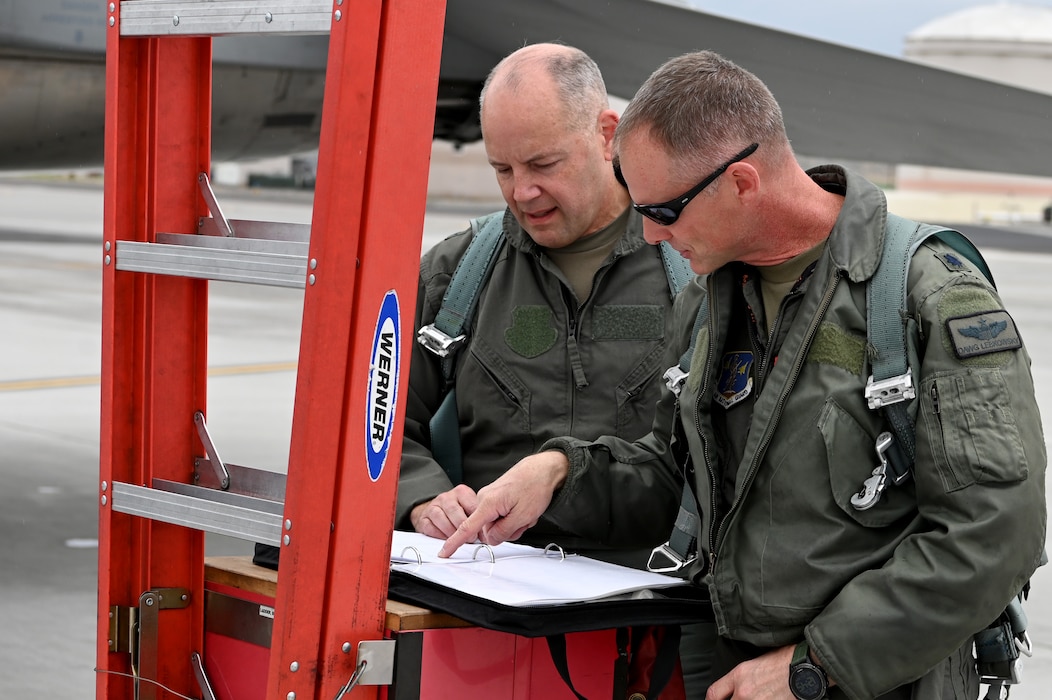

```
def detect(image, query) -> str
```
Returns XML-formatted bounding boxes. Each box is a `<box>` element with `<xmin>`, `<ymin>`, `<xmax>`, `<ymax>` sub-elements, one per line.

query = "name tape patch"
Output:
<box><xmin>946</xmin><ymin>310</ymin><xmax>1021</xmax><ymax>359</ymax></box>
<box><xmin>366</xmin><ymin>291</ymin><xmax>401</xmax><ymax>482</ymax></box>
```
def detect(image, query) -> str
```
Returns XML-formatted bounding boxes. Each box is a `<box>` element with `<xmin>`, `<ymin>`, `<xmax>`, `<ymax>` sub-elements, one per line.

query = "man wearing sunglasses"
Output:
<box><xmin>442</xmin><ymin>50</ymin><xmax>1046</xmax><ymax>700</ymax></box>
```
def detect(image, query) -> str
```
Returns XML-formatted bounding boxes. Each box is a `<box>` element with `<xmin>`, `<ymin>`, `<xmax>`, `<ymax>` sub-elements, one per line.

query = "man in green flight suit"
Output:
<box><xmin>440</xmin><ymin>49</ymin><xmax>1047</xmax><ymax>700</ymax></box>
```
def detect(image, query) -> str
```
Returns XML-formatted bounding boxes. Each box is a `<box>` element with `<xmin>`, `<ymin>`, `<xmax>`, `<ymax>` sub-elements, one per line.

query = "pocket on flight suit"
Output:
<box><xmin>818</xmin><ymin>399</ymin><xmax>917</xmax><ymax>528</ymax></box>
<box><xmin>919</xmin><ymin>369</ymin><xmax>1029</xmax><ymax>492</ymax></box>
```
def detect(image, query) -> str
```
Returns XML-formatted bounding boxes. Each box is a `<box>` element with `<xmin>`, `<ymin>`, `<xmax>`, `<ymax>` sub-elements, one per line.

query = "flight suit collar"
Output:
<box><xmin>806</xmin><ymin>165</ymin><xmax>888</xmax><ymax>285</ymax></box>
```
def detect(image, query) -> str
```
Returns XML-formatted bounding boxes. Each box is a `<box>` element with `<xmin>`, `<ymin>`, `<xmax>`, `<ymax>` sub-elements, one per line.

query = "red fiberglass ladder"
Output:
<box><xmin>97</xmin><ymin>1</ymin><xmax>446</xmax><ymax>698</ymax></box>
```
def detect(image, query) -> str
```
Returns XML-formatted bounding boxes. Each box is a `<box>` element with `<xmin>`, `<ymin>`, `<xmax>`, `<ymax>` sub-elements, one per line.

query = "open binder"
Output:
<box><xmin>387</xmin><ymin>531</ymin><xmax>713</xmax><ymax>638</ymax></box>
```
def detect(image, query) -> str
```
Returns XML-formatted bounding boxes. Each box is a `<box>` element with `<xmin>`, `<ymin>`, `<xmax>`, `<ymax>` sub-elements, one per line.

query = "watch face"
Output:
<box><xmin>790</xmin><ymin>665</ymin><xmax>826</xmax><ymax>700</ymax></box>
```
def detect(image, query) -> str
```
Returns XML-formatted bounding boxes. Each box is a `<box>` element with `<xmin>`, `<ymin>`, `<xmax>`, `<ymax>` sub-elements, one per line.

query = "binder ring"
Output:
<box><xmin>400</xmin><ymin>546</ymin><xmax>422</xmax><ymax>565</ymax></box>
<box><xmin>544</xmin><ymin>543</ymin><xmax>567</xmax><ymax>560</ymax></box>
<box><xmin>472</xmin><ymin>544</ymin><xmax>496</xmax><ymax>563</ymax></box>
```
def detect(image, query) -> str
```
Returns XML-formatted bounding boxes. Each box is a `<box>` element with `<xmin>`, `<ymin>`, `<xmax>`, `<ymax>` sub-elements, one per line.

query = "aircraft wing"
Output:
<box><xmin>3</xmin><ymin>0</ymin><xmax>1052</xmax><ymax>178</ymax></box>
<box><xmin>442</xmin><ymin>0</ymin><xmax>1052</xmax><ymax>179</ymax></box>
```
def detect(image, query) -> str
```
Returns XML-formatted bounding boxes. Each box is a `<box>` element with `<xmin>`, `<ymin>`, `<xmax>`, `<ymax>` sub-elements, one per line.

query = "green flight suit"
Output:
<box><xmin>545</xmin><ymin>167</ymin><xmax>1047</xmax><ymax>699</ymax></box>
<box><xmin>397</xmin><ymin>208</ymin><xmax>683</xmax><ymax>564</ymax></box>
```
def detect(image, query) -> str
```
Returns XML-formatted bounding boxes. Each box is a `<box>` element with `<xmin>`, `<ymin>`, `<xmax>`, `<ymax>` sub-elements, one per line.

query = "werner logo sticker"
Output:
<box><xmin>367</xmin><ymin>291</ymin><xmax>400</xmax><ymax>482</ymax></box>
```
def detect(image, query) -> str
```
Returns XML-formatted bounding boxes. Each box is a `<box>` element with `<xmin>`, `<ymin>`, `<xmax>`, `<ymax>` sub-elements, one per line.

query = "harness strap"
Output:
<box><xmin>545</xmin><ymin>634</ymin><xmax>589</xmax><ymax>700</ymax></box>
<box><xmin>650</xmin><ymin>298</ymin><xmax>708</xmax><ymax>572</ymax></box>
<box><xmin>430</xmin><ymin>212</ymin><xmax>506</xmax><ymax>381</ymax></box>
<box><xmin>658</xmin><ymin>240</ymin><xmax>694</xmax><ymax>299</ymax></box>
<box><xmin>867</xmin><ymin>214</ymin><xmax>995</xmax><ymax>481</ymax></box>
<box><xmin>866</xmin><ymin>213</ymin><xmax>922</xmax><ymax>481</ymax></box>
<box><xmin>419</xmin><ymin>212</ymin><xmax>504</xmax><ymax>483</ymax></box>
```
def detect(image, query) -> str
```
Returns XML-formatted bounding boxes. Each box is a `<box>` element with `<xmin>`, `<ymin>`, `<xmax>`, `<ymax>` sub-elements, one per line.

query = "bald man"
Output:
<box><xmin>398</xmin><ymin>43</ymin><xmax>683</xmax><ymax>567</ymax></box>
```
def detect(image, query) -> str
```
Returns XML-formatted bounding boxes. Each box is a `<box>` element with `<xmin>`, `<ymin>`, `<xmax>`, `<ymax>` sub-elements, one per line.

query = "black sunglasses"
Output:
<box><xmin>615</xmin><ymin>143</ymin><xmax>759</xmax><ymax>226</ymax></box>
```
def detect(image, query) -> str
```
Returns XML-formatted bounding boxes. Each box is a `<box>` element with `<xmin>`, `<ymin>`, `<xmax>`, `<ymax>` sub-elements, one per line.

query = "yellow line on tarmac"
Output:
<box><xmin>0</xmin><ymin>361</ymin><xmax>298</xmax><ymax>393</ymax></box>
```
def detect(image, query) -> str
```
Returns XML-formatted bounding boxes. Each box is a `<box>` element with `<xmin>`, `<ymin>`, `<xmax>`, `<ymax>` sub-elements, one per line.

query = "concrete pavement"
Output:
<box><xmin>2</xmin><ymin>176</ymin><xmax>1050</xmax><ymax>697</ymax></box>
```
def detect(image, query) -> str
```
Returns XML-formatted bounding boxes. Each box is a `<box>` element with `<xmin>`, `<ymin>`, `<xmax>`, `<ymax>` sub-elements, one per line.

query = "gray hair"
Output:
<box><xmin>616</xmin><ymin>50</ymin><xmax>788</xmax><ymax>173</ymax></box>
<box><xmin>480</xmin><ymin>43</ymin><xmax>609</xmax><ymax>133</ymax></box>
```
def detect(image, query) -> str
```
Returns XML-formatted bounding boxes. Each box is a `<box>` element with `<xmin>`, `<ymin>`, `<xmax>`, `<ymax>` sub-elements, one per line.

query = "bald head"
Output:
<box><xmin>480</xmin><ymin>43</ymin><xmax>609</xmax><ymax>135</ymax></box>
<box><xmin>474</xmin><ymin>43</ymin><xmax>628</xmax><ymax>250</ymax></box>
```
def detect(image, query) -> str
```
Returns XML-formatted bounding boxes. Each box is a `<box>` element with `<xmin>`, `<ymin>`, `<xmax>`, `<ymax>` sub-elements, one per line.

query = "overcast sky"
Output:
<box><xmin>686</xmin><ymin>1</ymin><xmax>1052</xmax><ymax>57</ymax></box>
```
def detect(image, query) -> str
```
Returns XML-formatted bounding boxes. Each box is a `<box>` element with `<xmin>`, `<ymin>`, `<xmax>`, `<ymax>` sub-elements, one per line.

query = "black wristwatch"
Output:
<box><xmin>789</xmin><ymin>640</ymin><xmax>828</xmax><ymax>700</ymax></box>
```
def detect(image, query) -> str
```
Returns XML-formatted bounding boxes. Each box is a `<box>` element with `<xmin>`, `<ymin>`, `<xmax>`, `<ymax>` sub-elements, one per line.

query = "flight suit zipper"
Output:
<box><xmin>707</xmin><ymin>268</ymin><xmax>842</xmax><ymax>572</ymax></box>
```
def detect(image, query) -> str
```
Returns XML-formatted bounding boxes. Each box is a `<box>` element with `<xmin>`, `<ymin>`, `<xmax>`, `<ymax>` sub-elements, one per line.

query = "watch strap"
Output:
<box><xmin>792</xmin><ymin>640</ymin><xmax>811</xmax><ymax>665</ymax></box>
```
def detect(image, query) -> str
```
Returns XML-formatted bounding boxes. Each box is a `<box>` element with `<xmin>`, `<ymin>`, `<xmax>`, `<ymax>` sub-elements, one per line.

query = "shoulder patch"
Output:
<box><xmin>946</xmin><ymin>310</ymin><xmax>1021</xmax><ymax>359</ymax></box>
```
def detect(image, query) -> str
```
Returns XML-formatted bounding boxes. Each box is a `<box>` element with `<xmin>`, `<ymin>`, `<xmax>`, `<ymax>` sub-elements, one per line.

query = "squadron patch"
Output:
<box><xmin>946</xmin><ymin>310</ymin><xmax>1021</xmax><ymax>359</ymax></box>
<box><xmin>715</xmin><ymin>351</ymin><xmax>754</xmax><ymax>408</ymax></box>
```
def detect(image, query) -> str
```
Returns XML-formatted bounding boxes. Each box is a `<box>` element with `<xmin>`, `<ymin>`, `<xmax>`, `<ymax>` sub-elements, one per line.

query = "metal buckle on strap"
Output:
<box><xmin>864</xmin><ymin>368</ymin><xmax>915</xmax><ymax>409</ymax></box>
<box><xmin>663</xmin><ymin>366</ymin><xmax>688</xmax><ymax>396</ymax></box>
<box><xmin>416</xmin><ymin>324</ymin><xmax>466</xmax><ymax>358</ymax></box>
<box><xmin>647</xmin><ymin>542</ymin><xmax>696</xmax><ymax>573</ymax></box>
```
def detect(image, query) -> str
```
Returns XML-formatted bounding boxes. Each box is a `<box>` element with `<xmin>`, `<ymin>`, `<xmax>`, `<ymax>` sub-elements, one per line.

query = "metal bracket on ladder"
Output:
<box><xmin>114</xmin><ymin>172</ymin><xmax>312</xmax><ymax>288</ymax></box>
<box><xmin>194</xmin><ymin>411</ymin><xmax>230</xmax><ymax>490</ymax></box>
<box><xmin>197</xmin><ymin>173</ymin><xmax>234</xmax><ymax>238</ymax></box>
<box><xmin>110</xmin><ymin>413</ymin><xmax>287</xmax><ymax>545</ymax></box>
<box><xmin>191</xmin><ymin>652</ymin><xmax>219</xmax><ymax>700</ymax></box>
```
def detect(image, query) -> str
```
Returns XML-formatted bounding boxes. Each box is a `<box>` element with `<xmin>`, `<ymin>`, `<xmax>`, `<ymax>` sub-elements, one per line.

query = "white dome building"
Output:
<box><xmin>905</xmin><ymin>2</ymin><xmax>1052</xmax><ymax>93</ymax></box>
<box><xmin>892</xmin><ymin>2</ymin><xmax>1052</xmax><ymax>223</ymax></box>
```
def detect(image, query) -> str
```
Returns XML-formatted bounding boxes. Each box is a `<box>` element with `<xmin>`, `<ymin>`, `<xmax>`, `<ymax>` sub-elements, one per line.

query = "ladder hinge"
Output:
<box><xmin>108</xmin><ymin>604</ymin><xmax>137</xmax><ymax>654</ymax></box>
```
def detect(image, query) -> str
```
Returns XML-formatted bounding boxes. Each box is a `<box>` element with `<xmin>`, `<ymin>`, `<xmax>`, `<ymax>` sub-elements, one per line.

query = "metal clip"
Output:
<box><xmin>851</xmin><ymin>432</ymin><xmax>894</xmax><ymax>510</ymax></box>
<box><xmin>647</xmin><ymin>542</ymin><xmax>696</xmax><ymax>573</ymax></box>
<box><xmin>416</xmin><ymin>324</ymin><xmax>465</xmax><ymax>358</ymax></box>
<box><xmin>864</xmin><ymin>368</ymin><xmax>915</xmax><ymax>409</ymax></box>
<box><xmin>663</xmin><ymin>366</ymin><xmax>688</xmax><ymax>396</ymax></box>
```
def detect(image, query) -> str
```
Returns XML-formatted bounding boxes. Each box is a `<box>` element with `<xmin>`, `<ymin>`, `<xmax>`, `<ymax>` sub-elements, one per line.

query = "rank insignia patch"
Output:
<box><xmin>946</xmin><ymin>310</ymin><xmax>1021</xmax><ymax>359</ymax></box>
<box><xmin>715</xmin><ymin>351</ymin><xmax>754</xmax><ymax>408</ymax></box>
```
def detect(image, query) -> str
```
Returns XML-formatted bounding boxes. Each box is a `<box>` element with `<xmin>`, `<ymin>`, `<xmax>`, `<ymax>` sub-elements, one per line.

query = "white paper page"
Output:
<box><xmin>391</xmin><ymin>530</ymin><xmax>542</xmax><ymax>564</ymax></box>
<box><xmin>390</xmin><ymin>530</ymin><xmax>687</xmax><ymax>606</ymax></box>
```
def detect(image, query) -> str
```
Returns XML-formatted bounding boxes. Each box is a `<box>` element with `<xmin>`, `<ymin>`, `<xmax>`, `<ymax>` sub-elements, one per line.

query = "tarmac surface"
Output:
<box><xmin>2</xmin><ymin>176</ymin><xmax>1052</xmax><ymax>697</ymax></box>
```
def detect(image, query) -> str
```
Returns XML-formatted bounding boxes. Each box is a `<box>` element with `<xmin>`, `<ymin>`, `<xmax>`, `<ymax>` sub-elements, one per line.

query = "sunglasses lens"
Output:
<box><xmin>638</xmin><ymin>205</ymin><xmax>678</xmax><ymax>226</ymax></box>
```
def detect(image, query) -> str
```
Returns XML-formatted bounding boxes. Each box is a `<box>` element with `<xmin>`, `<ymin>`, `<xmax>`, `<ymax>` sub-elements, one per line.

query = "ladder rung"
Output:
<box><xmin>118</xmin><ymin>0</ymin><xmax>333</xmax><ymax>37</ymax></box>
<box><xmin>115</xmin><ymin>233</ymin><xmax>308</xmax><ymax>287</ymax></box>
<box><xmin>111</xmin><ymin>480</ymin><xmax>284</xmax><ymax>545</ymax></box>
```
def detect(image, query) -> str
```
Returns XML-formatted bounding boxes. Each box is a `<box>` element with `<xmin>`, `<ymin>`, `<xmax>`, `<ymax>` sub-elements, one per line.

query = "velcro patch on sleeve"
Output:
<box><xmin>946</xmin><ymin>310</ymin><xmax>1021</xmax><ymax>359</ymax></box>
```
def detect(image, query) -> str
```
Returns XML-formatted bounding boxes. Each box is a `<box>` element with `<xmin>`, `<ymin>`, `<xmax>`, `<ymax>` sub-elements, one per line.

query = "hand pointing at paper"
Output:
<box><xmin>438</xmin><ymin>451</ymin><xmax>570</xmax><ymax>558</ymax></box>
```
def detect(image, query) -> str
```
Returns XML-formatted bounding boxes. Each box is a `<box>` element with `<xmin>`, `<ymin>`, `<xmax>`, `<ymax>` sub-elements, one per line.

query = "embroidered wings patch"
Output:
<box><xmin>946</xmin><ymin>310</ymin><xmax>1021</xmax><ymax>359</ymax></box>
